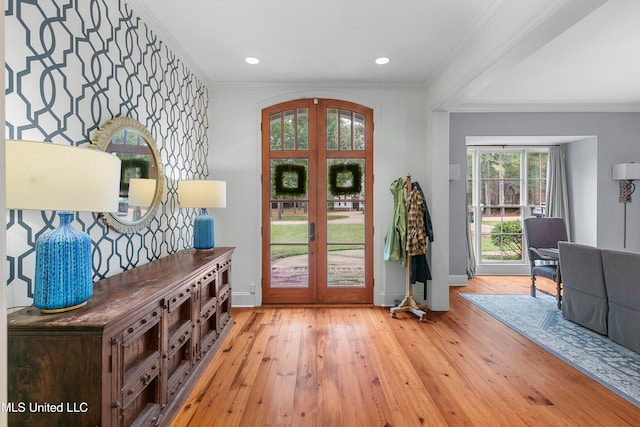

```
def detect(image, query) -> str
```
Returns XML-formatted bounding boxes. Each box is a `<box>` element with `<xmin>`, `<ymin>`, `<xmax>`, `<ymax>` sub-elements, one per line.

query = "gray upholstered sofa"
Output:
<box><xmin>601</xmin><ymin>248</ymin><xmax>640</xmax><ymax>353</ymax></box>
<box><xmin>558</xmin><ymin>242</ymin><xmax>608</xmax><ymax>335</ymax></box>
<box><xmin>559</xmin><ymin>242</ymin><xmax>640</xmax><ymax>353</ymax></box>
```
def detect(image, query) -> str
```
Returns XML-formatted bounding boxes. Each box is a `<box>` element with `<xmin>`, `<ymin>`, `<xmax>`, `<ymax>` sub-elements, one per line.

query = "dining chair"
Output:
<box><xmin>523</xmin><ymin>217</ymin><xmax>568</xmax><ymax>304</ymax></box>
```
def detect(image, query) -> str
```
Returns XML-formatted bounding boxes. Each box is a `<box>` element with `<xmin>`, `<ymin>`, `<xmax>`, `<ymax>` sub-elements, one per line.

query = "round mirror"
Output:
<box><xmin>92</xmin><ymin>117</ymin><xmax>164</xmax><ymax>233</ymax></box>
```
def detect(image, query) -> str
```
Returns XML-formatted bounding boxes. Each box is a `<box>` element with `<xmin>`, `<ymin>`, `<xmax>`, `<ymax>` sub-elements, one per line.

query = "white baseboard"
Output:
<box><xmin>475</xmin><ymin>264</ymin><xmax>530</xmax><ymax>275</ymax></box>
<box><xmin>449</xmin><ymin>275</ymin><xmax>468</xmax><ymax>287</ymax></box>
<box><xmin>232</xmin><ymin>291</ymin><xmax>256</xmax><ymax>307</ymax></box>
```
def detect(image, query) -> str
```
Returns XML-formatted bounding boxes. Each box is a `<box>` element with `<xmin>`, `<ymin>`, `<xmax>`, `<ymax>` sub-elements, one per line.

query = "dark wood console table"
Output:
<box><xmin>7</xmin><ymin>247</ymin><xmax>234</xmax><ymax>427</ymax></box>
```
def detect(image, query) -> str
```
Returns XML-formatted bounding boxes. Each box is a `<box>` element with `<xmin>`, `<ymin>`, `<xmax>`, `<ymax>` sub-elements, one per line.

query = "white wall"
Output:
<box><xmin>208</xmin><ymin>85</ymin><xmax>438</xmax><ymax>307</ymax></box>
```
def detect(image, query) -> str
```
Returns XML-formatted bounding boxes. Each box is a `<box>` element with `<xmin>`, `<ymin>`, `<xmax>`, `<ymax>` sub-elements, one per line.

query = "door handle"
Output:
<box><xmin>309</xmin><ymin>222</ymin><xmax>315</xmax><ymax>242</ymax></box>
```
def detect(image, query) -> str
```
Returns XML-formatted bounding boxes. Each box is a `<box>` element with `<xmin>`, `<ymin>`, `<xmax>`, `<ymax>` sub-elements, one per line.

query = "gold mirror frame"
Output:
<box><xmin>92</xmin><ymin>117</ymin><xmax>164</xmax><ymax>234</ymax></box>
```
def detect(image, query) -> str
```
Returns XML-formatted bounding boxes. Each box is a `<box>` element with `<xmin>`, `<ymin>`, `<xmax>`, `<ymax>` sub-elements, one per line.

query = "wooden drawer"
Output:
<box><xmin>218</xmin><ymin>260</ymin><xmax>231</xmax><ymax>294</ymax></box>
<box><xmin>120</xmin><ymin>310</ymin><xmax>162</xmax><ymax>371</ymax></box>
<box><xmin>122</xmin><ymin>383</ymin><xmax>162</xmax><ymax>427</ymax></box>
<box><xmin>167</xmin><ymin>321</ymin><xmax>192</xmax><ymax>358</ymax></box>
<box><xmin>167</xmin><ymin>284</ymin><xmax>194</xmax><ymax>313</ymax></box>
<box><xmin>122</xmin><ymin>307</ymin><xmax>162</xmax><ymax>346</ymax></box>
<box><xmin>122</xmin><ymin>352</ymin><xmax>161</xmax><ymax>409</ymax></box>
<box><xmin>219</xmin><ymin>311</ymin><xmax>231</xmax><ymax>332</ymax></box>
<box><xmin>218</xmin><ymin>284</ymin><xmax>230</xmax><ymax>304</ymax></box>
<box><xmin>200</xmin><ymin>296</ymin><xmax>218</xmax><ymax>323</ymax></box>
<box><xmin>197</xmin><ymin>268</ymin><xmax>217</xmax><ymax>303</ymax></box>
<box><xmin>200</xmin><ymin>297</ymin><xmax>218</xmax><ymax>357</ymax></box>
<box><xmin>200</xmin><ymin>327</ymin><xmax>218</xmax><ymax>356</ymax></box>
<box><xmin>133</xmin><ymin>405</ymin><xmax>162</xmax><ymax>427</ymax></box>
<box><xmin>167</xmin><ymin>361</ymin><xmax>192</xmax><ymax>404</ymax></box>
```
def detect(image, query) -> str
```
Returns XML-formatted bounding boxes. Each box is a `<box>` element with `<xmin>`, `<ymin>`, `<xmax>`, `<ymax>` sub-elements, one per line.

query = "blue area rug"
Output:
<box><xmin>460</xmin><ymin>292</ymin><xmax>640</xmax><ymax>408</ymax></box>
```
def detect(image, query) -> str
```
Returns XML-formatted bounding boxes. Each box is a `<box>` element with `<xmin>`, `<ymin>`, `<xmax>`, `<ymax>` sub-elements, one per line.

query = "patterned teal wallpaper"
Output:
<box><xmin>4</xmin><ymin>0</ymin><xmax>209</xmax><ymax>305</ymax></box>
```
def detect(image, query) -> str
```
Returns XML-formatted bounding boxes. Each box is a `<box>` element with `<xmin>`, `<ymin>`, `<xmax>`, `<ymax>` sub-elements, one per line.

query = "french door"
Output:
<box><xmin>261</xmin><ymin>99</ymin><xmax>373</xmax><ymax>304</ymax></box>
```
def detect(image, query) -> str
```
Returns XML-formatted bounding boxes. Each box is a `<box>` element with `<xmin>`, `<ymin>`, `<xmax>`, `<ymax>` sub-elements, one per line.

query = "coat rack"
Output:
<box><xmin>390</xmin><ymin>174</ymin><xmax>428</xmax><ymax>321</ymax></box>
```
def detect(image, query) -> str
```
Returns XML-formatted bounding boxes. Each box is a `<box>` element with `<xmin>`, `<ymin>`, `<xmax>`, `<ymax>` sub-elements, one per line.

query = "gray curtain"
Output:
<box><xmin>546</xmin><ymin>145</ymin><xmax>571</xmax><ymax>241</ymax></box>
<box><xmin>466</xmin><ymin>215</ymin><xmax>476</xmax><ymax>278</ymax></box>
<box><xmin>466</xmin><ymin>177</ymin><xmax>476</xmax><ymax>278</ymax></box>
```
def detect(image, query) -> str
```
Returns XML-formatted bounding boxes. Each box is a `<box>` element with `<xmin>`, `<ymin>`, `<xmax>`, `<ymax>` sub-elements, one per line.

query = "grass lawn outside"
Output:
<box><xmin>271</xmin><ymin>222</ymin><xmax>364</xmax><ymax>260</ymax></box>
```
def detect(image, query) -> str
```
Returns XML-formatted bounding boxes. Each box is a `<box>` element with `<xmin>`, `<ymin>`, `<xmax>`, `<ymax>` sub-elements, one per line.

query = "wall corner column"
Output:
<box><xmin>427</xmin><ymin>111</ymin><xmax>450</xmax><ymax>311</ymax></box>
<box><xmin>2</xmin><ymin>0</ymin><xmax>9</xmax><ymax>420</ymax></box>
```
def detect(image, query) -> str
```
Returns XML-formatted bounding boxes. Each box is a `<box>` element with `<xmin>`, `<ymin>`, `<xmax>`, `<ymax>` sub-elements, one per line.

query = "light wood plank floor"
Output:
<box><xmin>171</xmin><ymin>276</ymin><xmax>640</xmax><ymax>426</ymax></box>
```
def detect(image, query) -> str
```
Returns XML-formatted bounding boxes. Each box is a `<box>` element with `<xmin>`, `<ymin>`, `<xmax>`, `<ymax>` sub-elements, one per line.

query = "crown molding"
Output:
<box><xmin>207</xmin><ymin>80</ymin><xmax>427</xmax><ymax>91</ymax></box>
<box><xmin>450</xmin><ymin>102</ymin><xmax>640</xmax><ymax>113</ymax></box>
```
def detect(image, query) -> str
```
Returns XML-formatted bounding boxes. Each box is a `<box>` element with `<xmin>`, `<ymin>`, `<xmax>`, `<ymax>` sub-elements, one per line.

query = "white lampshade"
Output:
<box><xmin>612</xmin><ymin>163</ymin><xmax>640</xmax><ymax>181</ymax></box>
<box><xmin>128</xmin><ymin>178</ymin><xmax>156</xmax><ymax>206</ymax></box>
<box><xmin>178</xmin><ymin>180</ymin><xmax>227</xmax><ymax>208</ymax></box>
<box><xmin>6</xmin><ymin>140</ymin><xmax>122</xmax><ymax>313</ymax></box>
<box><xmin>6</xmin><ymin>140</ymin><xmax>121</xmax><ymax>212</ymax></box>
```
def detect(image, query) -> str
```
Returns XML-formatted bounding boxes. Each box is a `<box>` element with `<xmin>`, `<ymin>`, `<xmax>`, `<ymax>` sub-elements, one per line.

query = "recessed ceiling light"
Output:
<box><xmin>245</xmin><ymin>57</ymin><xmax>260</xmax><ymax>65</ymax></box>
<box><xmin>375</xmin><ymin>57</ymin><xmax>390</xmax><ymax>65</ymax></box>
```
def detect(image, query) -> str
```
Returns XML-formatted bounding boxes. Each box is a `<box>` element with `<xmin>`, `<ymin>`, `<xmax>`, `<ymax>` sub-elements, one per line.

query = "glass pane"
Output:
<box><xmin>297</xmin><ymin>108</ymin><xmax>308</xmax><ymax>150</ymax></box>
<box><xmin>327</xmin><ymin>159</ymin><xmax>365</xmax><ymax>199</ymax></box>
<box><xmin>528</xmin><ymin>152</ymin><xmax>547</xmax><ymax>214</ymax></box>
<box><xmin>501</xmin><ymin>153</ymin><xmax>520</xmax><ymax>179</ymax></box>
<box><xmin>270</xmin><ymin>113</ymin><xmax>282</xmax><ymax>150</ymax></box>
<box><xmin>270</xmin><ymin>159</ymin><xmax>308</xmax><ymax>200</ymax></box>
<box><xmin>528</xmin><ymin>152</ymin><xmax>546</xmax><ymax>179</ymax></box>
<box><xmin>480</xmin><ymin>153</ymin><xmax>501</xmax><ymax>179</ymax></box>
<box><xmin>339</xmin><ymin>109</ymin><xmax>352</xmax><ymax>150</ymax></box>
<box><xmin>271</xmin><ymin>203</ymin><xmax>308</xmax><ymax>243</ymax></box>
<box><xmin>503</xmin><ymin>180</ymin><xmax>520</xmax><ymax>205</ymax></box>
<box><xmin>271</xmin><ymin>245</ymin><xmax>308</xmax><ymax>288</ymax></box>
<box><xmin>479</xmin><ymin>152</ymin><xmax>521</xmax><ymax>206</ymax></box>
<box><xmin>479</xmin><ymin>152</ymin><xmax>520</xmax><ymax>179</ymax></box>
<box><xmin>481</xmin><ymin>208</ymin><xmax>522</xmax><ymax>261</ymax></box>
<box><xmin>327</xmin><ymin>245</ymin><xmax>365</xmax><ymax>287</ymax></box>
<box><xmin>283</xmin><ymin>110</ymin><xmax>295</xmax><ymax>150</ymax></box>
<box><xmin>327</xmin><ymin>108</ymin><xmax>338</xmax><ymax>150</ymax></box>
<box><xmin>480</xmin><ymin>180</ymin><xmax>500</xmax><ymax>206</ymax></box>
<box><xmin>327</xmin><ymin>202</ymin><xmax>365</xmax><ymax>243</ymax></box>
<box><xmin>354</xmin><ymin>113</ymin><xmax>365</xmax><ymax>150</ymax></box>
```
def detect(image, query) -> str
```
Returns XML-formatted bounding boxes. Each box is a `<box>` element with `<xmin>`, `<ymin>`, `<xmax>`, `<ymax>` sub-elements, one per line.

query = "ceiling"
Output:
<box><xmin>128</xmin><ymin>0</ymin><xmax>640</xmax><ymax>112</ymax></box>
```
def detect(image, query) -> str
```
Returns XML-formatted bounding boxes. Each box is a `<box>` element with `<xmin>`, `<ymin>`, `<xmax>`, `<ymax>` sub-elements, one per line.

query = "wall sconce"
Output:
<box><xmin>612</xmin><ymin>162</ymin><xmax>640</xmax><ymax>248</ymax></box>
<box><xmin>178</xmin><ymin>180</ymin><xmax>227</xmax><ymax>250</ymax></box>
<box><xmin>6</xmin><ymin>140</ymin><xmax>121</xmax><ymax>313</ymax></box>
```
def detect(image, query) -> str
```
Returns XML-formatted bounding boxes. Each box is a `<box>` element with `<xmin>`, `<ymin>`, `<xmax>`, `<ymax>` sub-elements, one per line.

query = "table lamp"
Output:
<box><xmin>178</xmin><ymin>180</ymin><xmax>226</xmax><ymax>250</ymax></box>
<box><xmin>127</xmin><ymin>178</ymin><xmax>156</xmax><ymax>221</ymax></box>
<box><xmin>6</xmin><ymin>140</ymin><xmax>121</xmax><ymax>313</ymax></box>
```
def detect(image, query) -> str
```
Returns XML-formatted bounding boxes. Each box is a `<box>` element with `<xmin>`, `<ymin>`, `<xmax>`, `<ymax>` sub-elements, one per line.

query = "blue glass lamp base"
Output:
<box><xmin>194</xmin><ymin>208</ymin><xmax>215</xmax><ymax>250</ymax></box>
<box><xmin>34</xmin><ymin>212</ymin><xmax>93</xmax><ymax>313</ymax></box>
